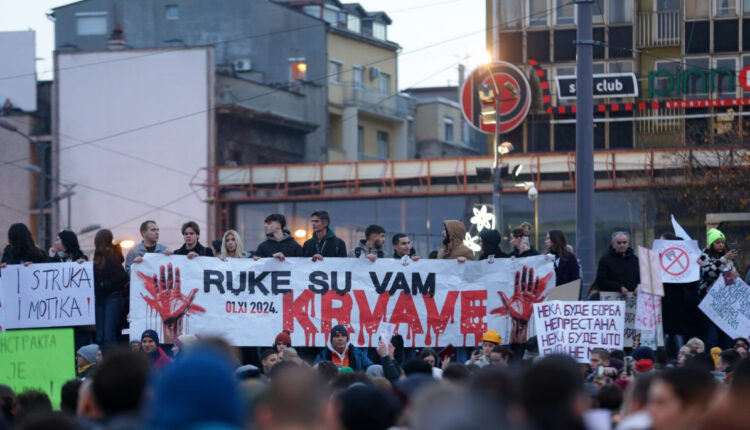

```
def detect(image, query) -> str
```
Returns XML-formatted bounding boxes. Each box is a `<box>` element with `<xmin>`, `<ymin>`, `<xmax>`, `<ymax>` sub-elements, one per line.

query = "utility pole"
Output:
<box><xmin>575</xmin><ymin>0</ymin><xmax>595</xmax><ymax>299</ymax></box>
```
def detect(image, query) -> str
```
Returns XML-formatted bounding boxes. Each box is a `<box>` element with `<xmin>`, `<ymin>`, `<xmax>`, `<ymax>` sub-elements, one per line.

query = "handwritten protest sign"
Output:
<box><xmin>0</xmin><ymin>328</ymin><xmax>75</xmax><ymax>409</ymax></box>
<box><xmin>699</xmin><ymin>276</ymin><xmax>750</xmax><ymax>340</ymax></box>
<box><xmin>600</xmin><ymin>292</ymin><xmax>637</xmax><ymax>347</ymax></box>
<box><xmin>0</xmin><ymin>262</ymin><xmax>95</xmax><ymax>330</ymax></box>
<box><xmin>635</xmin><ymin>286</ymin><xmax>662</xmax><ymax>331</ymax></box>
<box><xmin>130</xmin><ymin>254</ymin><xmax>555</xmax><ymax>347</ymax></box>
<box><xmin>533</xmin><ymin>301</ymin><xmax>625</xmax><ymax>363</ymax></box>
<box><xmin>652</xmin><ymin>240</ymin><xmax>700</xmax><ymax>284</ymax></box>
<box><xmin>638</xmin><ymin>247</ymin><xmax>664</xmax><ymax>296</ymax></box>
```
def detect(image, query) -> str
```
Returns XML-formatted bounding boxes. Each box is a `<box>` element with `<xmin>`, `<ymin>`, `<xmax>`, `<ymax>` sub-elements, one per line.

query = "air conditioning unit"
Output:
<box><xmin>233</xmin><ymin>58</ymin><xmax>252</xmax><ymax>72</ymax></box>
<box><xmin>369</xmin><ymin>66</ymin><xmax>381</xmax><ymax>80</ymax></box>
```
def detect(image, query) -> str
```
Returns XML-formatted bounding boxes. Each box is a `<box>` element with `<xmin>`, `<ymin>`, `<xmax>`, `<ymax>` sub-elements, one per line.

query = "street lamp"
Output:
<box><xmin>0</xmin><ymin>118</ymin><xmax>48</xmax><ymax>248</ymax></box>
<box><xmin>527</xmin><ymin>184</ymin><xmax>539</xmax><ymax>249</ymax></box>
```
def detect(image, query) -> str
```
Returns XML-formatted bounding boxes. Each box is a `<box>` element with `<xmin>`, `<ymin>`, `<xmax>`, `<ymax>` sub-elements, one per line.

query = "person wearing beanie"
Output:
<box><xmin>510</xmin><ymin>222</ymin><xmax>539</xmax><ymax>258</ymax></box>
<box><xmin>148</xmin><ymin>347</ymin><xmax>244</xmax><ymax>429</ymax></box>
<box><xmin>141</xmin><ymin>329</ymin><xmax>173</xmax><ymax>370</ymax></box>
<box><xmin>698</xmin><ymin>228</ymin><xmax>737</xmax><ymax>350</ymax></box>
<box><xmin>274</xmin><ymin>330</ymin><xmax>292</xmax><ymax>353</ymax></box>
<box><xmin>48</xmin><ymin>230</ymin><xmax>87</xmax><ymax>262</ymax></box>
<box><xmin>313</xmin><ymin>324</ymin><xmax>373</xmax><ymax>371</ymax></box>
<box><xmin>634</xmin><ymin>359</ymin><xmax>654</xmax><ymax>375</ymax></box>
<box><xmin>479</xmin><ymin>229</ymin><xmax>509</xmax><ymax>260</ymax></box>
<box><xmin>466</xmin><ymin>329</ymin><xmax>502</xmax><ymax>368</ymax></box>
<box><xmin>77</xmin><ymin>344</ymin><xmax>99</xmax><ymax>379</ymax></box>
<box><xmin>254</xmin><ymin>213</ymin><xmax>303</xmax><ymax>259</ymax></box>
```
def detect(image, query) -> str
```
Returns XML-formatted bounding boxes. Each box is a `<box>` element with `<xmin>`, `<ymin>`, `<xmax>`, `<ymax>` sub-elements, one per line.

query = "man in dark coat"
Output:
<box><xmin>174</xmin><ymin>221</ymin><xmax>214</xmax><ymax>258</ymax></box>
<box><xmin>302</xmin><ymin>211</ymin><xmax>347</xmax><ymax>259</ymax></box>
<box><xmin>595</xmin><ymin>231</ymin><xmax>640</xmax><ymax>295</ymax></box>
<box><xmin>254</xmin><ymin>214</ymin><xmax>303</xmax><ymax>259</ymax></box>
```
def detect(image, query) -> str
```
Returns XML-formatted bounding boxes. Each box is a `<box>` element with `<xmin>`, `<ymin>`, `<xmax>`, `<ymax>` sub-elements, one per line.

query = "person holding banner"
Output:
<box><xmin>93</xmin><ymin>229</ymin><xmax>128</xmax><ymax>346</ymax></box>
<box><xmin>437</xmin><ymin>220</ymin><xmax>474</xmax><ymax>261</ymax></box>
<box><xmin>392</xmin><ymin>233</ymin><xmax>419</xmax><ymax>260</ymax></box>
<box><xmin>48</xmin><ymin>230</ymin><xmax>87</xmax><ymax>263</ymax></box>
<box><xmin>698</xmin><ymin>228</ymin><xmax>738</xmax><ymax>350</ymax></box>
<box><xmin>302</xmin><ymin>211</ymin><xmax>347</xmax><ymax>260</ymax></box>
<box><xmin>125</xmin><ymin>220</ymin><xmax>168</xmax><ymax>273</ymax></box>
<box><xmin>174</xmin><ymin>221</ymin><xmax>214</xmax><ymax>259</ymax></box>
<box><xmin>219</xmin><ymin>229</ymin><xmax>249</xmax><ymax>259</ymax></box>
<box><xmin>0</xmin><ymin>223</ymin><xmax>48</xmax><ymax>268</ymax></box>
<box><xmin>510</xmin><ymin>223</ymin><xmax>539</xmax><ymax>258</ymax></box>
<box><xmin>254</xmin><ymin>214</ymin><xmax>303</xmax><ymax>260</ymax></box>
<box><xmin>478</xmin><ymin>229</ymin><xmax>509</xmax><ymax>260</ymax></box>
<box><xmin>348</xmin><ymin>224</ymin><xmax>386</xmax><ymax>260</ymax></box>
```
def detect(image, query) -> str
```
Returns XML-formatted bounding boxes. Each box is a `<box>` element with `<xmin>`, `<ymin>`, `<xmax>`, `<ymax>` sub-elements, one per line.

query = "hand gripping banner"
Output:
<box><xmin>129</xmin><ymin>254</ymin><xmax>556</xmax><ymax>347</ymax></box>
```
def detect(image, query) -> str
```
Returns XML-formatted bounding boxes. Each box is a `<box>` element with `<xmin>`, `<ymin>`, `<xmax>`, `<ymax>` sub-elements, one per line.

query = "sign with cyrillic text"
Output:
<box><xmin>0</xmin><ymin>262</ymin><xmax>95</xmax><ymax>330</ymax></box>
<box><xmin>533</xmin><ymin>301</ymin><xmax>625</xmax><ymax>363</ymax></box>
<box><xmin>0</xmin><ymin>328</ymin><xmax>76</xmax><ymax>409</ymax></box>
<box><xmin>129</xmin><ymin>254</ymin><xmax>556</xmax><ymax>347</ymax></box>
<box><xmin>699</xmin><ymin>276</ymin><xmax>750</xmax><ymax>340</ymax></box>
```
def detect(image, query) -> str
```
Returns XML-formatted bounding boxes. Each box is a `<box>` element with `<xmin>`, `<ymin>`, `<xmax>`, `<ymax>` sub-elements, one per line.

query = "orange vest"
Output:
<box><xmin>331</xmin><ymin>348</ymin><xmax>350</xmax><ymax>368</ymax></box>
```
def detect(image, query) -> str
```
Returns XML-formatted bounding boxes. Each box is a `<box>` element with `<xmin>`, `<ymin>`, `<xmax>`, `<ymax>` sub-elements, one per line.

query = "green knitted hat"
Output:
<box><xmin>707</xmin><ymin>228</ymin><xmax>726</xmax><ymax>248</ymax></box>
<box><xmin>338</xmin><ymin>366</ymin><xmax>354</xmax><ymax>374</ymax></box>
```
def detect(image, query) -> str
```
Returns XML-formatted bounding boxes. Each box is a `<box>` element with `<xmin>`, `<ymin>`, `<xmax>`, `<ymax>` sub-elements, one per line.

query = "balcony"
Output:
<box><xmin>637</xmin><ymin>10</ymin><xmax>681</xmax><ymax>47</ymax></box>
<box><xmin>342</xmin><ymin>83</ymin><xmax>410</xmax><ymax>118</ymax></box>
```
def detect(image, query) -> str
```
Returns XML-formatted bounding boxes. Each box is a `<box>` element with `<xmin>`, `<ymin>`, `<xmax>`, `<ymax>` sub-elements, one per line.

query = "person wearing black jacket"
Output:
<box><xmin>392</xmin><ymin>233</ymin><xmax>419</xmax><ymax>260</ymax></box>
<box><xmin>302</xmin><ymin>210</ymin><xmax>347</xmax><ymax>260</ymax></box>
<box><xmin>545</xmin><ymin>230</ymin><xmax>580</xmax><ymax>286</ymax></box>
<box><xmin>594</xmin><ymin>231</ymin><xmax>640</xmax><ymax>295</ymax></box>
<box><xmin>254</xmin><ymin>214</ymin><xmax>303</xmax><ymax>260</ymax></box>
<box><xmin>93</xmin><ymin>229</ymin><xmax>128</xmax><ymax>346</ymax></box>
<box><xmin>48</xmin><ymin>230</ymin><xmax>87</xmax><ymax>262</ymax></box>
<box><xmin>174</xmin><ymin>221</ymin><xmax>214</xmax><ymax>259</ymax></box>
<box><xmin>478</xmin><ymin>229</ymin><xmax>509</xmax><ymax>260</ymax></box>
<box><xmin>0</xmin><ymin>223</ymin><xmax>48</xmax><ymax>267</ymax></box>
<box><xmin>509</xmin><ymin>222</ymin><xmax>539</xmax><ymax>258</ymax></box>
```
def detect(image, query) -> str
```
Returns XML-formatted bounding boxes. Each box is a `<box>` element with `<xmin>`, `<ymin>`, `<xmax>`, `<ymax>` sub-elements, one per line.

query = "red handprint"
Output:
<box><xmin>491</xmin><ymin>266</ymin><xmax>553</xmax><ymax>344</ymax></box>
<box><xmin>137</xmin><ymin>263</ymin><xmax>205</xmax><ymax>344</ymax></box>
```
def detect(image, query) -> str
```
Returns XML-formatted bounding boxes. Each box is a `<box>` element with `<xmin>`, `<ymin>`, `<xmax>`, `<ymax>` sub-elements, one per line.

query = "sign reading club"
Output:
<box><xmin>556</xmin><ymin>73</ymin><xmax>638</xmax><ymax>100</ymax></box>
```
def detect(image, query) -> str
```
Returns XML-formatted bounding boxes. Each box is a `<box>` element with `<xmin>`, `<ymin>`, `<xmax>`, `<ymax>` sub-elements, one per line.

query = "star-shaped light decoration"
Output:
<box><xmin>464</xmin><ymin>232</ymin><xmax>482</xmax><ymax>253</ymax></box>
<box><xmin>470</xmin><ymin>205</ymin><xmax>495</xmax><ymax>233</ymax></box>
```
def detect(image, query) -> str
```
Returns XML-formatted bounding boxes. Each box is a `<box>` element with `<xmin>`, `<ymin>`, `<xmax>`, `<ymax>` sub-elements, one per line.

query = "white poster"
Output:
<box><xmin>652</xmin><ymin>240</ymin><xmax>701</xmax><ymax>284</ymax></box>
<box><xmin>533</xmin><ymin>300</ymin><xmax>626</xmax><ymax>363</ymax></box>
<box><xmin>0</xmin><ymin>262</ymin><xmax>95</xmax><ymax>330</ymax></box>
<box><xmin>635</xmin><ymin>286</ymin><xmax>662</xmax><ymax>331</ymax></box>
<box><xmin>129</xmin><ymin>254</ymin><xmax>555</xmax><ymax>347</ymax></box>
<box><xmin>699</xmin><ymin>275</ymin><xmax>750</xmax><ymax>340</ymax></box>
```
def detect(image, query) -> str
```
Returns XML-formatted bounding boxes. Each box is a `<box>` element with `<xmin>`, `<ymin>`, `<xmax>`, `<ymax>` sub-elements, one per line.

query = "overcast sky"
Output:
<box><xmin>0</xmin><ymin>0</ymin><xmax>485</xmax><ymax>89</ymax></box>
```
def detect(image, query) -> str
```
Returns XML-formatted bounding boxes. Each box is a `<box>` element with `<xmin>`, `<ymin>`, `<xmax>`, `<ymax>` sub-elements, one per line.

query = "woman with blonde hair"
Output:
<box><xmin>220</xmin><ymin>230</ymin><xmax>248</xmax><ymax>259</ymax></box>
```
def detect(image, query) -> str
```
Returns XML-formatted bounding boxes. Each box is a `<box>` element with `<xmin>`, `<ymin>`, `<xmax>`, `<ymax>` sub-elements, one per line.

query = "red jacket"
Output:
<box><xmin>151</xmin><ymin>347</ymin><xmax>173</xmax><ymax>370</ymax></box>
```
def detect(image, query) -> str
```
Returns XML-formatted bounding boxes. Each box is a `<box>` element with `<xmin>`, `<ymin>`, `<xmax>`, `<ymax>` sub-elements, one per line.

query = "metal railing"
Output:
<box><xmin>637</xmin><ymin>10</ymin><xmax>681</xmax><ymax>47</ymax></box>
<box><xmin>342</xmin><ymin>83</ymin><xmax>410</xmax><ymax>118</ymax></box>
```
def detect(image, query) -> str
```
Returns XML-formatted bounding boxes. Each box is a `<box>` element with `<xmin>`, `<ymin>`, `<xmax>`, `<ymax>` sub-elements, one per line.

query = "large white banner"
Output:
<box><xmin>0</xmin><ymin>262</ymin><xmax>95</xmax><ymax>330</ymax></box>
<box><xmin>699</xmin><ymin>275</ymin><xmax>750</xmax><ymax>340</ymax></box>
<box><xmin>652</xmin><ymin>240</ymin><xmax>701</xmax><ymax>284</ymax></box>
<box><xmin>129</xmin><ymin>254</ymin><xmax>556</xmax><ymax>347</ymax></box>
<box><xmin>533</xmin><ymin>300</ymin><xmax>625</xmax><ymax>363</ymax></box>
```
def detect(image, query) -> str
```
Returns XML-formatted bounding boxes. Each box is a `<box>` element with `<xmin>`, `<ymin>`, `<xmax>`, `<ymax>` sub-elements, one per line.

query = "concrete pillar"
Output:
<box><xmin>392</xmin><ymin>119</ymin><xmax>408</xmax><ymax>159</ymax></box>
<box><xmin>342</xmin><ymin>106</ymin><xmax>358</xmax><ymax>161</ymax></box>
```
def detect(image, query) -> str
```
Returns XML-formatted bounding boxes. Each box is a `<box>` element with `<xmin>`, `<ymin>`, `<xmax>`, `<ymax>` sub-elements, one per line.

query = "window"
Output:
<box><xmin>353</xmin><ymin>66</ymin><xmax>363</xmax><ymax>88</ymax></box>
<box><xmin>592</xmin><ymin>0</ymin><xmax>604</xmax><ymax>23</ymax></box>
<box><xmin>290</xmin><ymin>59</ymin><xmax>307</xmax><ymax>81</ymax></box>
<box><xmin>608</xmin><ymin>0</ymin><xmax>632</xmax><ymax>23</ymax></box>
<box><xmin>347</xmin><ymin>14</ymin><xmax>360</xmax><ymax>33</ymax></box>
<box><xmin>329</xmin><ymin>60</ymin><xmax>342</xmax><ymax>83</ymax></box>
<box><xmin>652</xmin><ymin>61</ymin><xmax>679</xmax><ymax>98</ymax></box>
<box><xmin>377</xmin><ymin>131</ymin><xmax>389</xmax><ymax>159</ymax></box>
<box><xmin>686</xmin><ymin>0</ymin><xmax>710</xmax><ymax>19</ymax></box>
<box><xmin>608</xmin><ymin>61</ymin><xmax>633</xmax><ymax>73</ymax></box>
<box><xmin>554</xmin><ymin>29</ymin><xmax>577</xmax><ymax>61</ymax></box>
<box><xmin>302</xmin><ymin>5</ymin><xmax>321</xmax><ymax>18</ymax></box>
<box><xmin>714</xmin><ymin>57</ymin><xmax>737</xmax><ymax>96</ymax></box>
<box><xmin>323</xmin><ymin>6</ymin><xmax>340</xmax><ymax>24</ymax></box>
<box><xmin>357</xmin><ymin>126</ymin><xmax>365</xmax><ymax>156</ymax></box>
<box><xmin>715</xmin><ymin>0</ymin><xmax>738</xmax><ymax>16</ymax></box>
<box><xmin>528</xmin><ymin>0</ymin><xmax>549</xmax><ymax>26</ymax></box>
<box><xmin>556</xmin><ymin>0</ymin><xmax>575</xmax><ymax>25</ymax></box>
<box><xmin>379</xmin><ymin>73</ymin><xmax>390</xmax><ymax>94</ymax></box>
<box><xmin>444</xmin><ymin>117</ymin><xmax>454</xmax><ymax>143</ymax></box>
<box><xmin>593</xmin><ymin>62</ymin><xmax>605</xmax><ymax>74</ymax></box>
<box><xmin>76</xmin><ymin>12</ymin><xmax>107</xmax><ymax>36</ymax></box>
<box><xmin>165</xmin><ymin>5</ymin><xmax>179</xmax><ymax>20</ymax></box>
<box><xmin>745</xmin><ymin>0</ymin><xmax>750</xmax><ymax>14</ymax></box>
<box><xmin>714</xmin><ymin>19</ymin><xmax>739</xmax><ymax>52</ymax></box>
<box><xmin>684</xmin><ymin>57</ymin><xmax>710</xmax><ymax>98</ymax></box>
<box><xmin>500</xmin><ymin>0</ymin><xmax>523</xmax><ymax>28</ymax></box>
<box><xmin>373</xmin><ymin>22</ymin><xmax>387</xmax><ymax>40</ymax></box>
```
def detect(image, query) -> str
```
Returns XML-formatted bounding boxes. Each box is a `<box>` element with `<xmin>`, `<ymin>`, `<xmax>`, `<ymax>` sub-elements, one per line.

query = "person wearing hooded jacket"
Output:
<box><xmin>141</xmin><ymin>329</ymin><xmax>173</xmax><ymax>371</ymax></box>
<box><xmin>437</xmin><ymin>220</ymin><xmax>475</xmax><ymax>261</ymax></box>
<box><xmin>478</xmin><ymin>229</ymin><xmax>509</xmax><ymax>260</ymax></box>
<box><xmin>302</xmin><ymin>210</ymin><xmax>347</xmax><ymax>259</ymax></box>
<box><xmin>697</xmin><ymin>228</ymin><xmax>737</xmax><ymax>350</ymax></box>
<box><xmin>594</xmin><ymin>231</ymin><xmax>640</xmax><ymax>295</ymax></box>
<box><xmin>254</xmin><ymin>214</ymin><xmax>303</xmax><ymax>260</ymax></box>
<box><xmin>314</xmin><ymin>325</ymin><xmax>373</xmax><ymax>371</ymax></box>
<box><xmin>48</xmin><ymin>230</ymin><xmax>87</xmax><ymax>263</ymax></box>
<box><xmin>348</xmin><ymin>224</ymin><xmax>386</xmax><ymax>261</ymax></box>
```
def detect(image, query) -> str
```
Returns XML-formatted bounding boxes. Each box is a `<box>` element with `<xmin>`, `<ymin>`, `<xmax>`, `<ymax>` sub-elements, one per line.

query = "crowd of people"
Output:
<box><xmin>1</xmin><ymin>210</ymin><xmax>749</xmax><ymax>430</ymax></box>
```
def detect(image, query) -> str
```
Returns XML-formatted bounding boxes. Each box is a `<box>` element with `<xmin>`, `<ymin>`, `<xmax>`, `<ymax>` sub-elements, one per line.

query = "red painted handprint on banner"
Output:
<box><xmin>490</xmin><ymin>266</ymin><xmax>552</xmax><ymax>344</ymax></box>
<box><xmin>137</xmin><ymin>263</ymin><xmax>205</xmax><ymax>344</ymax></box>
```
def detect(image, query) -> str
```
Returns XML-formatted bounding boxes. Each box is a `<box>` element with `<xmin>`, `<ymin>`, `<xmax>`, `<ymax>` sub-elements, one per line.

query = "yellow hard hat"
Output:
<box><xmin>482</xmin><ymin>329</ymin><xmax>502</xmax><ymax>344</ymax></box>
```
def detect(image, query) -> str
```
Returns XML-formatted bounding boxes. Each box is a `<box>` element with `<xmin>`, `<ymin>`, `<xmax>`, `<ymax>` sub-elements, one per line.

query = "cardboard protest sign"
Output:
<box><xmin>652</xmin><ymin>240</ymin><xmax>701</xmax><ymax>284</ymax></box>
<box><xmin>129</xmin><ymin>254</ymin><xmax>555</xmax><ymax>347</ymax></box>
<box><xmin>0</xmin><ymin>328</ymin><xmax>76</xmax><ymax>409</ymax></box>
<box><xmin>638</xmin><ymin>247</ymin><xmax>664</xmax><ymax>296</ymax></box>
<box><xmin>533</xmin><ymin>300</ymin><xmax>625</xmax><ymax>363</ymax></box>
<box><xmin>635</xmin><ymin>286</ymin><xmax>663</xmax><ymax>331</ymax></box>
<box><xmin>600</xmin><ymin>292</ymin><xmax>637</xmax><ymax>347</ymax></box>
<box><xmin>0</xmin><ymin>262</ymin><xmax>95</xmax><ymax>330</ymax></box>
<box><xmin>699</xmin><ymin>276</ymin><xmax>750</xmax><ymax>340</ymax></box>
<box><xmin>546</xmin><ymin>279</ymin><xmax>581</xmax><ymax>301</ymax></box>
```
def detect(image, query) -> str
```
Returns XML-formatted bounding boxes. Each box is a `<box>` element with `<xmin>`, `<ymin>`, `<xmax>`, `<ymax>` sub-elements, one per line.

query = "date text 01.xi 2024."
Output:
<box><xmin>225</xmin><ymin>300</ymin><xmax>277</xmax><ymax>314</ymax></box>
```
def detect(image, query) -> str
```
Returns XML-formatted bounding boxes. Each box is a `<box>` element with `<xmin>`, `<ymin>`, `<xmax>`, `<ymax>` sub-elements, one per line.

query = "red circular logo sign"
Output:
<box><xmin>460</xmin><ymin>61</ymin><xmax>532</xmax><ymax>134</ymax></box>
<box><xmin>660</xmin><ymin>247</ymin><xmax>690</xmax><ymax>277</ymax></box>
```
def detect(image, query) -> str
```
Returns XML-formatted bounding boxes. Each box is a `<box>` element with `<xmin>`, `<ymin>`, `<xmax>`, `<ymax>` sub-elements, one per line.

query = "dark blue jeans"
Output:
<box><xmin>96</xmin><ymin>293</ymin><xmax>124</xmax><ymax>346</ymax></box>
